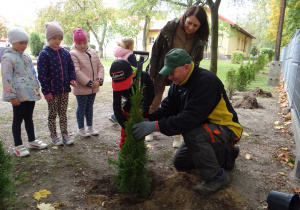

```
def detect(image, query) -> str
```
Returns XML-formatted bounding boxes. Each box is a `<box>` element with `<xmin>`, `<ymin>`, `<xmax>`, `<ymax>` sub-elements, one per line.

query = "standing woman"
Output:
<box><xmin>146</xmin><ymin>5</ymin><xmax>209</xmax><ymax>145</ymax></box>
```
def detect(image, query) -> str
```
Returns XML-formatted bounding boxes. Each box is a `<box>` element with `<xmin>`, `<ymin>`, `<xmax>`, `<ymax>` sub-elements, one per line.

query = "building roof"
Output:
<box><xmin>149</xmin><ymin>9</ymin><xmax>256</xmax><ymax>39</ymax></box>
<box><xmin>218</xmin><ymin>14</ymin><xmax>256</xmax><ymax>39</ymax></box>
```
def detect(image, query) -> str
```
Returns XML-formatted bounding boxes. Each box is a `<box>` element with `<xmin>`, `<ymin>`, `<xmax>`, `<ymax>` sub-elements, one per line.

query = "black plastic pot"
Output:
<box><xmin>267</xmin><ymin>190</ymin><xmax>300</xmax><ymax>210</ymax></box>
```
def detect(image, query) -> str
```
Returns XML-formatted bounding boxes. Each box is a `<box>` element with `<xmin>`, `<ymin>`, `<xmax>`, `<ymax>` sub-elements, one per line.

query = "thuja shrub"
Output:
<box><xmin>29</xmin><ymin>31</ymin><xmax>44</xmax><ymax>57</ymax></box>
<box><xmin>235</xmin><ymin>65</ymin><xmax>248</xmax><ymax>91</ymax></box>
<box><xmin>226</xmin><ymin>68</ymin><xmax>236</xmax><ymax>99</ymax></box>
<box><xmin>231</xmin><ymin>51</ymin><xmax>244</xmax><ymax>64</ymax></box>
<box><xmin>260</xmin><ymin>48</ymin><xmax>274</xmax><ymax>61</ymax></box>
<box><xmin>0</xmin><ymin>141</ymin><xmax>15</xmax><ymax>208</ymax></box>
<box><xmin>109</xmin><ymin>82</ymin><xmax>151</xmax><ymax>198</ymax></box>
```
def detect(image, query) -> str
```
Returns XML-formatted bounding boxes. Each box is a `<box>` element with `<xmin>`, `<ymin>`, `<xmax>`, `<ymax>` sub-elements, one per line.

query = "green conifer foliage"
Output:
<box><xmin>0</xmin><ymin>141</ymin><xmax>15</xmax><ymax>207</ymax></box>
<box><xmin>109</xmin><ymin>82</ymin><xmax>151</xmax><ymax>198</ymax></box>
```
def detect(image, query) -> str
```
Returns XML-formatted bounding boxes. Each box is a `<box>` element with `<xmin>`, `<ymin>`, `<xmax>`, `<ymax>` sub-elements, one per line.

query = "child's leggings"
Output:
<box><xmin>75</xmin><ymin>93</ymin><xmax>96</xmax><ymax>129</ymax></box>
<box><xmin>47</xmin><ymin>93</ymin><xmax>69</xmax><ymax>139</ymax></box>
<box><xmin>12</xmin><ymin>101</ymin><xmax>36</xmax><ymax>146</ymax></box>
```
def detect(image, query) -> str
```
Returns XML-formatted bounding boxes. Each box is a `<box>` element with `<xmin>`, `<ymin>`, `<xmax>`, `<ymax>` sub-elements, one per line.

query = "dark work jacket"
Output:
<box><xmin>113</xmin><ymin>71</ymin><xmax>155</xmax><ymax>129</ymax></box>
<box><xmin>148</xmin><ymin>18</ymin><xmax>206</xmax><ymax>94</ymax></box>
<box><xmin>147</xmin><ymin>65</ymin><xmax>243</xmax><ymax>139</ymax></box>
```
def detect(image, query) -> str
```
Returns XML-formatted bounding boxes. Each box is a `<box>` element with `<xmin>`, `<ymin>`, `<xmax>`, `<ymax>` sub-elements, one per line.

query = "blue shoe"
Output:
<box><xmin>62</xmin><ymin>136</ymin><xmax>74</xmax><ymax>145</ymax></box>
<box><xmin>52</xmin><ymin>137</ymin><xmax>63</xmax><ymax>146</ymax></box>
<box><xmin>109</xmin><ymin>114</ymin><xmax>118</xmax><ymax>124</ymax></box>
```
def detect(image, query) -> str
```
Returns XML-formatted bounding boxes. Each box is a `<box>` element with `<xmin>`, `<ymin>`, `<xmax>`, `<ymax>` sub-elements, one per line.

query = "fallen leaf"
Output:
<box><xmin>52</xmin><ymin>146</ymin><xmax>58</xmax><ymax>149</ymax></box>
<box><xmin>284</xmin><ymin>121</ymin><xmax>291</xmax><ymax>125</ymax></box>
<box><xmin>274</xmin><ymin>121</ymin><xmax>280</xmax><ymax>125</ymax></box>
<box><xmin>281</xmin><ymin>147</ymin><xmax>288</xmax><ymax>151</ymax></box>
<box><xmin>275</xmin><ymin>125</ymin><xmax>285</xmax><ymax>129</ymax></box>
<box><xmin>146</xmin><ymin>144</ymin><xmax>153</xmax><ymax>149</ymax></box>
<box><xmin>37</xmin><ymin>203</ymin><xmax>55</xmax><ymax>210</ymax></box>
<box><xmin>290</xmin><ymin>186</ymin><xmax>300</xmax><ymax>193</ymax></box>
<box><xmin>245</xmin><ymin>153</ymin><xmax>253</xmax><ymax>160</ymax></box>
<box><xmin>288</xmin><ymin>162</ymin><xmax>294</xmax><ymax>167</ymax></box>
<box><xmin>106</xmin><ymin>150</ymin><xmax>115</xmax><ymax>155</ymax></box>
<box><xmin>242</xmin><ymin>132</ymin><xmax>249</xmax><ymax>136</ymax></box>
<box><xmin>34</xmin><ymin>189</ymin><xmax>51</xmax><ymax>201</ymax></box>
<box><xmin>53</xmin><ymin>201</ymin><xmax>67</xmax><ymax>208</ymax></box>
<box><xmin>278</xmin><ymin>172</ymin><xmax>285</xmax><ymax>176</ymax></box>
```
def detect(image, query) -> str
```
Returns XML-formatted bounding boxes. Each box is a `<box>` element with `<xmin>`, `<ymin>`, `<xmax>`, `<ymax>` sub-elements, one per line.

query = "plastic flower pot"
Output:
<box><xmin>267</xmin><ymin>190</ymin><xmax>300</xmax><ymax>210</ymax></box>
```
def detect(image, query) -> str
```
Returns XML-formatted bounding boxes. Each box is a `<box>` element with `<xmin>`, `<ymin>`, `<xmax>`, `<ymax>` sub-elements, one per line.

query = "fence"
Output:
<box><xmin>281</xmin><ymin>28</ymin><xmax>300</xmax><ymax>177</ymax></box>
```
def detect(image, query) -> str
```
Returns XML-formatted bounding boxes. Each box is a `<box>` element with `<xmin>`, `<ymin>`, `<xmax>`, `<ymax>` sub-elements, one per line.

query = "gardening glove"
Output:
<box><xmin>132</xmin><ymin>121</ymin><xmax>158</xmax><ymax>140</ymax></box>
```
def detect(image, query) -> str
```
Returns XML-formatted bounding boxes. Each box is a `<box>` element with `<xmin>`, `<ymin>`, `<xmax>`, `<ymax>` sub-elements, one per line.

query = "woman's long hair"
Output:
<box><xmin>180</xmin><ymin>6</ymin><xmax>209</xmax><ymax>42</ymax></box>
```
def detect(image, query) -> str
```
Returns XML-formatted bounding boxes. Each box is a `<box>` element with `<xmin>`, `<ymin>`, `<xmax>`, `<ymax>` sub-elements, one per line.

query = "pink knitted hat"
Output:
<box><xmin>45</xmin><ymin>21</ymin><xmax>64</xmax><ymax>41</ymax></box>
<box><xmin>73</xmin><ymin>28</ymin><xmax>88</xmax><ymax>44</ymax></box>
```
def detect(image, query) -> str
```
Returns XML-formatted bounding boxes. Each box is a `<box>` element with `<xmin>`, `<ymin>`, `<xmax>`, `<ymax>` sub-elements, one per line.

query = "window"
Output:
<box><xmin>149</xmin><ymin>37</ymin><xmax>155</xmax><ymax>44</ymax></box>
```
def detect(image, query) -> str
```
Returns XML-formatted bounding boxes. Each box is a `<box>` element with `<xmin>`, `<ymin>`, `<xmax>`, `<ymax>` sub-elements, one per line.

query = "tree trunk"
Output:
<box><xmin>207</xmin><ymin>0</ymin><xmax>221</xmax><ymax>75</ymax></box>
<box><xmin>142</xmin><ymin>16</ymin><xmax>151</xmax><ymax>51</ymax></box>
<box><xmin>86</xmin><ymin>22</ymin><xmax>104</xmax><ymax>57</ymax></box>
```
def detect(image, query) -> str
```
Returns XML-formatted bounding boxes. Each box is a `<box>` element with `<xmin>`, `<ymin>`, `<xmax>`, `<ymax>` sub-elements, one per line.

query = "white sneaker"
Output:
<box><xmin>28</xmin><ymin>140</ymin><xmax>48</xmax><ymax>149</ymax></box>
<box><xmin>14</xmin><ymin>145</ymin><xmax>30</xmax><ymax>157</ymax></box>
<box><xmin>86</xmin><ymin>126</ymin><xmax>98</xmax><ymax>136</ymax></box>
<box><xmin>145</xmin><ymin>133</ymin><xmax>153</xmax><ymax>142</ymax></box>
<box><xmin>173</xmin><ymin>135</ymin><xmax>183</xmax><ymax>148</ymax></box>
<box><xmin>77</xmin><ymin>128</ymin><xmax>91</xmax><ymax>137</ymax></box>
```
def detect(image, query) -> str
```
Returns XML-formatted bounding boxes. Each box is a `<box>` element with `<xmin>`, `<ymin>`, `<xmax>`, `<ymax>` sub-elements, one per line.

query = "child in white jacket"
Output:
<box><xmin>70</xmin><ymin>28</ymin><xmax>104</xmax><ymax>137</ymax></box>
<box><xmin>1</xmin><ymin>28</ymin><xmax>47</xmax><ymax>157</ymax></box>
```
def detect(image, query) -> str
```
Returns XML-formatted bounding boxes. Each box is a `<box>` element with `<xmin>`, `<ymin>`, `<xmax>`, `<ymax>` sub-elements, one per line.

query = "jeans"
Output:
<box><xmin>76</xmin><ymin>94</ymin><xmax>96</xmax><ymax>129</ymax></box>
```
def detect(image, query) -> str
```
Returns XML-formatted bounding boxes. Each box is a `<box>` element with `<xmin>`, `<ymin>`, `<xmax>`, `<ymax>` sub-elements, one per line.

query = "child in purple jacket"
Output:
<box><xmin>37</xmin><ymin>21</ymin><xmax>77</xmax><ymax>146</ymax></box>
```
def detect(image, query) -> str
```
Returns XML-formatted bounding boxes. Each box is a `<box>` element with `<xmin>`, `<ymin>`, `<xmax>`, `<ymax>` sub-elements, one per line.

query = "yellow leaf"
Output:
<box><xmin>146</xmin><ymin>144</ymin><xmax>153</xmax><ymax>149</ymax></box>
<box><xmin>284</xmin><ymin>121</ymin><xmax>291</xmax><ymax>125</ymax></box>
<box><xmin>281</xmin><ymin>147</ymin><xmax>288</xmax><ymax>151</ymax></box>
<box><xmin>245</xmin><ymin>153</ymin><xmax>253</xmax><ymax>160</ymax></box>
<box><xmin>278</xmin><ymin>172</ymin><xmax>285</xmax><ymax>176</ymax></box>
<box><xmin>37</xmin><ymin>203</ymin><xmax>55</xmax><ymax>210</ymax></box>
<box><xmin>242</xmin><ymin>132</ymin><xmax>249</xmax><ymax>136</ymax></box>
<box><xmin>274</xmin><ymin>121</ymin><xmax>280</xmax><ymax>125</ymax></box>
<box><xmin>275</xmin><ymin>125</ymin><xmax>285</xmax><ymax>129</ymax></box>
<box><xmin>288</xmin><ymin>162</ymin><xmax>294</xmax><ymax>167</ymax></box>
<box><xmin>34</xmin><ymin>189</ymin><xmax>51</xmax><ymax>201</ymax></box>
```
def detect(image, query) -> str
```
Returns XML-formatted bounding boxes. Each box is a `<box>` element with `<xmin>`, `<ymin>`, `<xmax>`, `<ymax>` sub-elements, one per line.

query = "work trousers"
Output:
<box><xmin>173</xmin><ymin>123</ymin><xmax>238</xmax><ymax>180</ymax></box>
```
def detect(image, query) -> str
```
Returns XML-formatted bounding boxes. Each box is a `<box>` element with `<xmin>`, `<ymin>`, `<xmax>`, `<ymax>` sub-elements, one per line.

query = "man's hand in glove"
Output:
<box><xmin>132</xmin><ymin>121</ymin><xmax>158</xmax><ymax>140</ymax></box>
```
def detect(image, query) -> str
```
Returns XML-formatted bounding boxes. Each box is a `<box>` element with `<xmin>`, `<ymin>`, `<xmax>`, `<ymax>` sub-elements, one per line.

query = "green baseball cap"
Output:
<box><xmin>159</xmin><ymin>49</ymin><xmax>192</xmax><ymax>75</ymax></box>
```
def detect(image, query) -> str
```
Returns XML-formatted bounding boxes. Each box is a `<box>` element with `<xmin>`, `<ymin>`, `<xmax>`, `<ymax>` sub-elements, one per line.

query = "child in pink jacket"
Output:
<box><xmin>70</xmin><ymin>28</ymin><xmax>104</xmax><ymax>137</ymax></box>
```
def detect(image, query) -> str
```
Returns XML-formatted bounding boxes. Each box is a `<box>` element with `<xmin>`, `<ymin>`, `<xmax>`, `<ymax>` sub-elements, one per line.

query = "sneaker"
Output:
<box><xmin>52</xmin><ymin>137</ymin><xmax>63</xmax><ymax>146</ymax></box>
<box><xmin>77</xmin><ymin>128</ymin><xmax>91</xmax><ymax>137</ymax></box>
<box><xmin>62</xmin><ymin>136</ymin><xmax>74</xmax><ymax>145</ymax></box>
<box><xmin>145</xmin><ymin>133</ymin><xmax>153</xmax><ymax>142</ymax></box>
<box><xmin>109</xmin><ymin>114</ymin><xmax>118</xmax><ymax>124</ymax></box>
<box><xmin>28</xmin><ymin>140</ymin><xmax>48</xmax><ymax>149</ymax></box>
<box><xmin>173</xmin><ymin>135</ymin><xmax>183</xmax><ymax>148</ymax></box>
<box><xmin>14</xmin><ymin>145</ymin><xmax>30</xmax><ymax>157</ymax></box>
<box><xmin>86</xmin><ymin>126</ymin><xmax>98</xmax><ymax>136</ymax></box>
<box><xmin>193</xmin><ymin>170</ymin><xmax>230</xmax><ymax>196</ymax></box>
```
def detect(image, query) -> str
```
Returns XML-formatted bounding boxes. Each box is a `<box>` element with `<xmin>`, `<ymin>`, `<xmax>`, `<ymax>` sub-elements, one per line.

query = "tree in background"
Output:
<box><xmin>239</xmin><ymin>0</ymin><xmax>274</xmax><ymax>49</ymax></box>
<box><xmin>265</xmin><ymin>0</ymin><xmax>300</xmax><ymax>47</ymax></box>
<box><xmin>120</xmin><ymin>0</ymin><xmax>167</xmax><ymax>51</ymax></box>
<box><xmin>29</xmin><ymin>32</ymin><xmax>45</xmax><ymax>57</ymax></box>
<box><xmin>0</xmin><ymin>16</ymin><xmax>8</xmax><ymax>38</ymax></box>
